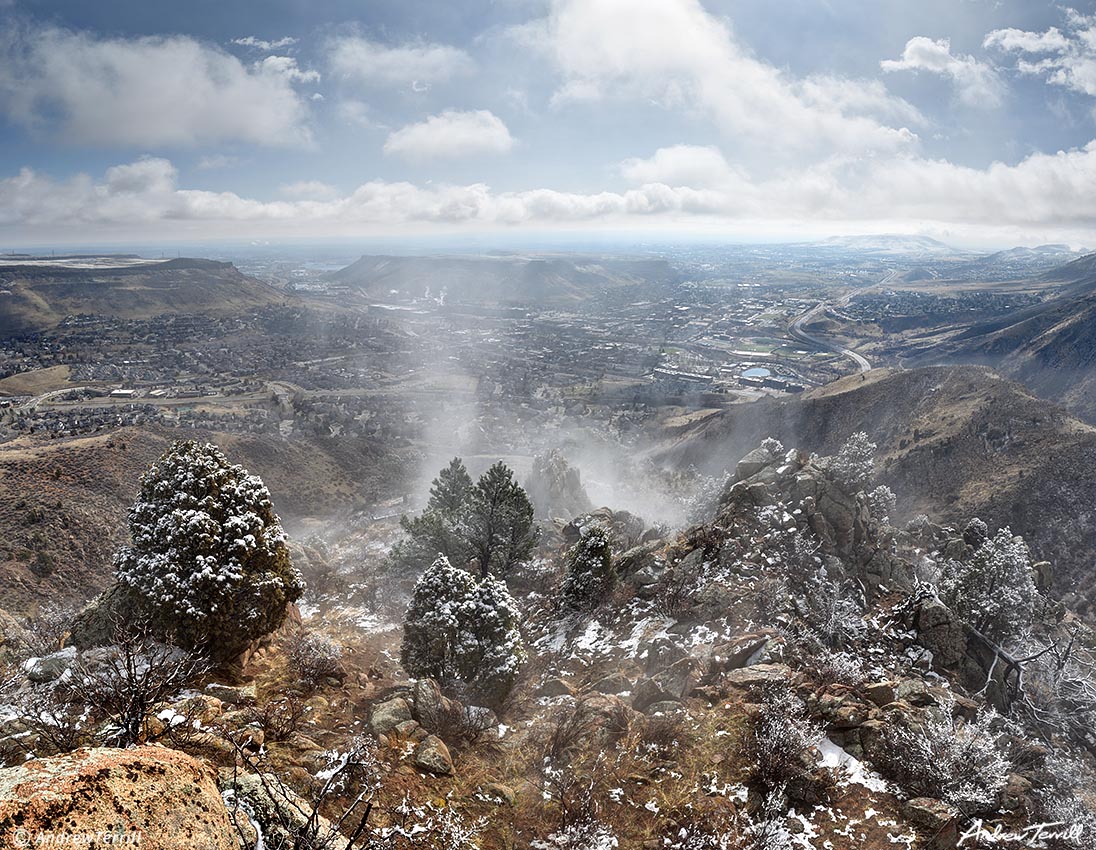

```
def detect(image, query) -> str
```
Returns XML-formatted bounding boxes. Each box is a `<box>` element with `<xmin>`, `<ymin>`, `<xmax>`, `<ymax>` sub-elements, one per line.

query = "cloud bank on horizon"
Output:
<box><xmin>1</xmin><ymin>0</ymin><xmax>1095</xmax><ymax>247</ymax></box>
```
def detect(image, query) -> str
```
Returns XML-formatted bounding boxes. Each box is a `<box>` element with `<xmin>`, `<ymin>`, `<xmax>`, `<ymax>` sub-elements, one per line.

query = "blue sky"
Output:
<box><xmin>2</xmin><ymin>0</ymin><xmax>1096</xmax><ymax>247</ymax></box>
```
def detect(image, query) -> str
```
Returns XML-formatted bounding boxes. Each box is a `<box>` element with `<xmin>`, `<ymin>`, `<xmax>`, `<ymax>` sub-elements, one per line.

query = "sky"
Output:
<box><xmin>2</xmin><ymin>0</ymin><xmax>1096</xmax><ymax>248</ymax></box>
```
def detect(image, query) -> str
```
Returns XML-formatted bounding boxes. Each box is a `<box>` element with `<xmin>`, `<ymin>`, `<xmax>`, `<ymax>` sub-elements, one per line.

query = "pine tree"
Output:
<box><xmin>401</xmin><ymin>556</ymin><xmax>526</xmax><ymax>703</ymax></box>
<box><xmin>113</xmin><ymin>440</ymin><xmax>302</xmax><ymax>661</ymax></box>
<box><xmin>399</xmin><ymin>457</ymin><xmax>475</xmax><ymax>566</ymax></box>
<box><xmin>560</xmin><ymin>524</ymin><xmax>614</xmax><ymax>611</ymax></box>
<box><xmin>465</xmin><ymin>461</ymin><xmax>539</xmax><ymax>577</ymax></box>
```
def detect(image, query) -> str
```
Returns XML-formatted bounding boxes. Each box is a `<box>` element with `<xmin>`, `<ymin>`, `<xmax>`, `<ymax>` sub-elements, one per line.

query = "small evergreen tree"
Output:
<box><xmin>465</xmin><ymin>461</ymin><xmax>540</xmax><ymax>577</ymax></box>
<box><xmin>829</xmin><ymin>432</ymin><xmax>877</xmax><ymax>490</ymax></box>
<box><xmin>940</xmin><ymin>526</ymin><xmax>1036</xmax><ymax>643</ymax></box>
<box><xmin>398</xmin><ymin>458</ymin><xmax>475</xmax><ymax>567</ymax></box>
<box><xmin>401</xmin><ymin>556</ymin><xmax>526</xmax><ymax>703</ymax></box>
<box><xmin>560</xmin><ymin>524</ymin><xmax>614</xmax><ymax>611</ymax></box>
<box><xmin>114</xmin><ymin>441</ymin><xmax>302</xmax><ymax>662</ymax></box>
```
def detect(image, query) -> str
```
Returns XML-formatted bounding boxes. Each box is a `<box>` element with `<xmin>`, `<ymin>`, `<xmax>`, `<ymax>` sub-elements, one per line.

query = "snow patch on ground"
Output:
<box><xmin>817</xmin><ymin>736</ymin><xmax>889</xmax><ymax>792</ymax></box>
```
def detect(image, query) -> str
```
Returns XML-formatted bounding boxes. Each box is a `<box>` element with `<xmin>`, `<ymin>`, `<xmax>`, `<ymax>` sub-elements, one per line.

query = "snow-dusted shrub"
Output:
<box><xmin>940</xmin><ymin>527</ymin><xmax>1036</xmax><ymax>643</ymax></box>
<box><xmin>829</xmin><ymin>432</ymin><xmax>877</xmax><ymax>490</ymax></box>
<box><xmin>962</xmin><ymin>517</ymin><xmax>989</xmax><ymax>549</ymax></box>
<box><xmin>401</xmin><ymin>557</ymin><xmax>526</xmax><ymax>703</ymax></box>
<box><xmin>685</xmin><ymin>470</ymin><xmax>729</xmax><ymax>525</ymax></box>
<box><xmin>68</xmin><ymin>631</ymin><xmax>207</xmax><ymax>747</ymax></box>
<box><xmin>746</xmin><ymin>683</ymin><xmax>823</xmax><ymax>792</ymax></box>
<box><xmin>114</xmin><ymin>441</ymin><xmax>302</xmax><ymax>661</ymax></box>
<box><xmin>803</xmin><ymin>565</ymin><xmax>865</xmax><ymax>647</ymax></box>
<box><xmin>873</xmin><ymin>697</ymin><xmax>1010</xmax><ymax>812</ymax></box>
<box><xmin>287</xmin><ymin>631</ymin><xmax>344</xmax><ymax>691</ymax></box>
<box><xmin>560</xmin><ymin>524</ymin><xmax>615</xmax><ymax>611</ymax></box>
<box><xmin>866</xmin><ymin>485</ymin><xmax>897</xmax><ymax>526</ymax></box>
<box><xmin>375</xmin><ymin>796</ymin><xmax>485</xmax><ymax>848</ymax></box>
<box><xmin>760</xmin><ymin>437</ymin><xmax>784</xmax><ymax>457</ymax></box>
<box><xmin>812</xmin><ymin>647</ymin><xmax>868</xmax><ymax>687</ymax></box>
<box><xmin>531</xmin><ymin>815</ymin><xmax>619</xmax><ymax>850</ymax></box>
<box><xmin>19</xmin><ymin>603</ymin><xmax>78</xmax><ymax>659</ymax></box>
<box><xmin>776</xmin><ymin>530</ymin><xmax>821</xmax><ymax>583</ymax></box>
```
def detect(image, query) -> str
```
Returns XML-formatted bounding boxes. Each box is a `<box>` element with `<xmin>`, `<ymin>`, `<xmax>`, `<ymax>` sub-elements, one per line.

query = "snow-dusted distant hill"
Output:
<box><xmin>817</xmin><ymin>234</ymin><xmax>965</xmax><ymax>257</ymax></box>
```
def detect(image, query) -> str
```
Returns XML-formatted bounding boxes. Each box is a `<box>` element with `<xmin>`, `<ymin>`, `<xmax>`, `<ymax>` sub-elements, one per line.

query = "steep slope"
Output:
<box><xmin>0</xmin><ymin>426</ymin><xmax>406</xmax><ymax>615</ymax></box>
<box><xmin>328</xmin><ymin>254</ymin><xmax>678</xmax><ymax>304</ymax></box>
<box><xmin>0</xmin><ymin>259</ymin><xmax>288</xmax><ymax>335</ymax></box>
<box><xmin>925</xmin><ymin>253</ymin><xmax>1096</xmax><ymax>419</ymax></box>
<box><xmin>659</xmin><ymin>365</ymin><xmax>1096</xmax><ymax>613</ymax></box>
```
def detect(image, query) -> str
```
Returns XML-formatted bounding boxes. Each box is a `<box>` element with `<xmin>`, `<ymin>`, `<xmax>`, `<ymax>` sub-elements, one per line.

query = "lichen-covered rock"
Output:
<box><xmin>724</xmin><ymin>663</ymin><xmax>794</xmax><ymax>690</ymax></box>
<box><xmin>23</xmin><ymin>646</ymin><xmax>76</xmax><ymax>683</ymax></box>
<box><xmin>0</xmin><ymin>746</ymin><xmax>237</xmax><ymax>850</ymax></box>
<box><xmin>413</xmin><ymin>734</ymin><xmax>454</xmax><ymax>775</ymax></box>
<box><xmin>370</xmin><ymin>697</ymin><xmax>412</xmax><ymax>736</ymax></box>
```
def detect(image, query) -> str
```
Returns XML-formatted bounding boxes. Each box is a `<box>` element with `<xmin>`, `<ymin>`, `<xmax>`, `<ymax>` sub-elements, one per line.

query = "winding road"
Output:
<box><xmin>788</xmin><ymin>295</ymin><xmax>872</xmax><ymax>374</ymax></box>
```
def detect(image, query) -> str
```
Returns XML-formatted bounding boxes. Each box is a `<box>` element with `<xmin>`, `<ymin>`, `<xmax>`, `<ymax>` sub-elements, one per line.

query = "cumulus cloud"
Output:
<box><xmin>254</xmin><ymin>55</ymin><xmax>321</xmax><ymax>84</ymax></box>
<box><xmin>327</xmin><ymin>36</ymin><xmax>474</xmax><ymax>87</ymax></box>
<box><xmin>8</xmin><ymin>143</ymin><xmax>1096</xmax><ymax>241</ymax></box>
<box><xmin>532</xmin><ymin>0</ymin><xmax>917</xmax><ymax>156</ymax></box>
<box><xmin>383</xmin><ymin>110</ymin><xmax>514</xmax><ymax>159</ymax></box>
<box><xmin>986</xmin><ymin>9</ymin><xmax>1096</xmax><ymax>98</ymax></box>
<box><xmin>231</xmin><ymin>36</ymin><xmax>298</xmax><ymax>52</ymax></box>
<box><xmin>881</xmin><ymin>37</ymin><xmax>1004</xmax><ymax>107</ymax></box>
<box><xmin>619</xmin><ymin>145</ymin><xmax>741</xmax><ymax>186</ymax></box>
<box><xmin>0</xmin><ymin>26</ymin><xmax>314</xmax><ymax>147</ymax></box>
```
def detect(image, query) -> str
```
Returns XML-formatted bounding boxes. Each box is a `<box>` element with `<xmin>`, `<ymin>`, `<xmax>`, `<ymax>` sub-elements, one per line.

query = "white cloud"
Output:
<box><xmin>881</xmin><ymin>37</ymin><xmax>1004</xmax><ymax>107</ymax></box>
<box><xmin>232</xmin><ymin>36</ymin><xmax>298</xmax><ymax>52</ymax></box>
<box><xmin>254</xmin><ymin>55</ymin><xmax>321</xmax><ymax>84</ymax></box>
<box><xmin>8</xmin><ymin>144</ymin><xmax>1096</xmax><ymax>242</ymax></box>
<box><xmin>383</xmin><ymin>110</ymin><xmax>514</xmax><ymax>159</ymax></box>
<box><xmin>619</xmin><ymin>145</ymin><xmax>740</xmax><ymax>186</ymax></box>
<box><xmin>534</xmin><ymin>0</ymin><xmax>917</xmax><ymax>156</ymax></box>
<box><xmin>986</xmin><ymin>10</ymin><xmax>1096</xmax><ymax>98</ymax></box>
<box><xmin>0</xmin><ymin>26</ymin><xmax>314</xmax><ymax>147</ymax></box>
<box><xmin>280</xmin><ymin>180</ymin><xmax>339</xmax><ymax>200</ymax></box>
<box><xmin>327</xmin><ymin>36</ymin><xmax>474</xmax><ymax>86</ymax></box>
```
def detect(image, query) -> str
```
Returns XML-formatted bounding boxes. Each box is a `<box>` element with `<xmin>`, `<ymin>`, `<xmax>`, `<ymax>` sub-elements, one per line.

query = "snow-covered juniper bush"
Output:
<box><xmin>401</xmin><ymin>555</ymin><xmax>526</xmax><ymax>704</ymax></box>
<box><xmin>560</xmin><ymin>523</ymin><xmax>614</xmax><ymax>611</ymax></box>
<box><xmin>113</xmin><ymin>440</ymin><xmax>303</xmax><ymax>662</ymax></box>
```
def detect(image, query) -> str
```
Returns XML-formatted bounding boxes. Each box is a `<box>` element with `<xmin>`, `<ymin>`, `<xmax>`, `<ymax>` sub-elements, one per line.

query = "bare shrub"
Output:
<box><xmin>247</xmin><ymin>695</ymin><xmax>309</xmax><ymax>743</ymax></box>
<box><xmin>67</xmin><ymin>626</ymin><xmax>208</xmax><ymax>747</ymax></box>
<box><xmin>19</xmin><ymin>603</ymin><xmax>78</xmax><ymax>658</ymax></box>
<box><xmin>223</xmin><ymin>733</ymin><xmax>380</xmax><ymax>850</ymax></box>
<box><xmin>287</xmin><ymin>632</ymin><xmax>345</xmax><ymax>692</ymax></box>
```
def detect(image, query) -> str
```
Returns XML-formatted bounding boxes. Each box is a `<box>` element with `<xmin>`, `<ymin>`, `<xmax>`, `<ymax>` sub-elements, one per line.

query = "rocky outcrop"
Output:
<box><xmin>0</xmin><ymin>746</ymin><xmax>237</xmax><ymax>850</ymax></box>
<box><xmin>526</xmin><ymin>450</ymin><xmax>593</xmax><ymax>520</ymax></box>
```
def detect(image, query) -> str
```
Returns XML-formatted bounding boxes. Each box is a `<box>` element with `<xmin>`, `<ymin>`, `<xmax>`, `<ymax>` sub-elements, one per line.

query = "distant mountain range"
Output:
<box><xmin>0</xmin><ymin>258</ymin><xmax>285</xmax><ymax>335</ymax></box>
<box><xmin>818</xmin><ymin>234</ymin><xmax>964</xmax><ymax>256</ymax></box>
<box><xmin>328</xmin><ymin>254</ymin><xmax>679</xmax><ymax>305</ymax></box>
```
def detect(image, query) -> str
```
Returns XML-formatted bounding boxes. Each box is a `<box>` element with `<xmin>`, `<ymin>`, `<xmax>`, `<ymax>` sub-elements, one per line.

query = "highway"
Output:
<box><xmin>788</xmin><ymin>295</ymin><xmax>872</xmax><ymax>374</ymax></box>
